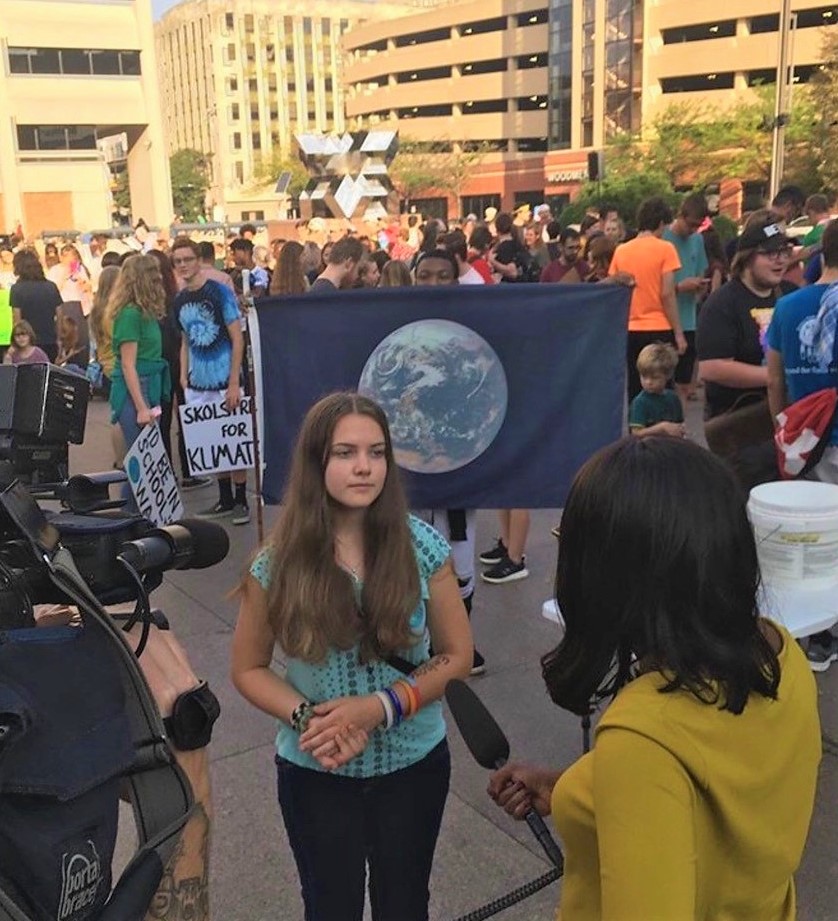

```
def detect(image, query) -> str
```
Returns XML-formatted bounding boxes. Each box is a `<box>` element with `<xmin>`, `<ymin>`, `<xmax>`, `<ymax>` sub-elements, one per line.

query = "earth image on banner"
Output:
<box><xmin>358</xmin><ymin>319</ymin><xmax>508</xmax><ymax>473</ymax></box>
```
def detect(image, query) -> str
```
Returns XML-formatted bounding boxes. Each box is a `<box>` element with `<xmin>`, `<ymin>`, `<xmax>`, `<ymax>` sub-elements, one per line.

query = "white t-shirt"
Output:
<box><xmin>458</xmin><ymin>266</ymin><xmax>485</xmax><ymax>285</ymax></box>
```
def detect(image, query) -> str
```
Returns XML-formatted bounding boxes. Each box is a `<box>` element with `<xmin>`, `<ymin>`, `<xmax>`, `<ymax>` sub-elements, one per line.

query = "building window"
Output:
<box><xmin>662</xmin><ymin>20</ymin><xmax>736</xmax><ymax>44</ymax></box>
<box><xmin>517</xmin><ymin>53</ymin><xmax>548</xmax><ymax>70</ymax></box>
<box><xmin>252</xmin><ymin>132</ymin><xmax>262</xmax><ymax>150</ymax></box>
<box><xmin>460</xmin><ymin>17</ymin><xmax>506</xmax><ymax>37</ymax></box>
<box><xmin>748</xmin><ymin>63</ymin><xmax>822</xmax><ymax>86</ymax></box>
<box><xmin>749</xmin><ymin>14</ymin><xmax>779</xmax><ymax>33</ymax></box>
<box><xmin>397</xmin><ymin>103</ymin><xmax>454</xmax><ymax>119</ymax></box>
<box><xmin>461</xmin><ymin>194</ymin><xmax>501</xmax><ymax>217</ymax></box>
<box><xmin>394</xmin><ymin>27</ymin><xmax>451</xmax><ymax>48</ymax></box>
<box><xmin>235</xmin><ymin>161</ymin><xmax>244</xmax><ymax>184</ymax></box>
<box><xmin>357</xmin><ymin>38</ymin><xmax>387</xmax><ymax>54</ymax></box>
<box><xmin>244</xmin><ymin>13</ymin><xmax>254</xmax><ymax>31</ymax></box>
<box><xmin>225</xmin><ymin>12</ymin><xmax>234</xmax><ymax>30</ymax></box>
<box><xmin>396</xmin><ymin>65</ymin><xmax>452</xmax><ymax>83</ymax></box>
<box><xmin>8</xmin><ymin>46</ymin><xmax>141</xmax><ymax>76</ymax></box>
<box><xmin>515</xmin><ymin>9</ymin><xmax>549</xmax><ymax>26</ymax></box>
<box><xmin>517</xmin><ymin>137</ymin><xmax>549</xmax><ymax>152</ymax></box>
<box><xmin>796</xmin><ymin>6</ymin><xmax>838</xmax><ymax>28</ymax></box>
<box><xmin>661</xmin><ymin>72</ymin><xmax>735</xmax><ymax>93</ymax></box>
<box><xmin>462</xmin><ymin>99</ymin><xmax>508</xmax><ymax>114</ymax></box>
<box><xmin>227</xmin><ymin>76</ymin><xmax>238</xmax><ymax>93</ymax></box>
<box><xmin>233</xmin><ymin>132</ymin><xmax>242</xmax><ymax>149</ymax></box>
<box><xmin>461</xmin><ymin>58</ymin><xmax>508</xmax><ymax>76</ymax></box>
<box><xmin>230</xmin><ymin>102</ymin><xmax>240</xmax><ymax>120</ymax></box>
<box><xmin>16</xmin><ymin>124</ymin><xmax>97</xmax><ymax>151</ymax></box>
<box><xmin>227</xmin><ymin>43</ymin><xmax>236</xmax><ymax>62</ymax></box>
<box><xmin>602</xmin><ymin>0</ymin><xmax>640</xmax><ymax>139</ymax></box>
<box><xmin>517</xmin><ymin>95</ymin><xmax>549</xmax><ymax>111</ymax></box>
<box><xmin>548</xmin><ymin>0</ymin><xmax>573</xmax><ymax>149</ymax></box>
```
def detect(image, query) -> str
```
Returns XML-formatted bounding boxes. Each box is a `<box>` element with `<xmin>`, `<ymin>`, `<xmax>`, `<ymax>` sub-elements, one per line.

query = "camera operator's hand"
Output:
<box><xmin>122</xmin><ymin>624</ymin><xmax>213</xmax><ymax>921</ymax></box>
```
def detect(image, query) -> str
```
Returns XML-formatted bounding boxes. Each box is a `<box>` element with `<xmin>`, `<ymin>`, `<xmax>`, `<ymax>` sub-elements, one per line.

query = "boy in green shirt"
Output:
<box><xmin>629</xmin><ymin>343</ymin><xmax>685</xmax><ymax>438</ymax></box>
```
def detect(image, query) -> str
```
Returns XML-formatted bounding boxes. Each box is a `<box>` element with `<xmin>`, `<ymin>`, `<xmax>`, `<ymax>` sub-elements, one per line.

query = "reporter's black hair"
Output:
<box><xmin>541</xmin><ymin>436</ymin><xmax>780</xmax><ymax>717</ymax></box>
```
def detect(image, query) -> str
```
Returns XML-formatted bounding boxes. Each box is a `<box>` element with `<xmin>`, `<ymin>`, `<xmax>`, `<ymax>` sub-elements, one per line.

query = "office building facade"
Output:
<box><xmin>155</xmin><ymin>0</ymin><xmax>421</xmax><ymax>221</ymax></box>
<box><xmin>344</xmin><ymin>0</ymin><xmax>834</xmax><ymax>215</ymax></box>
<box><xmin>0</xmin><ymin>0</ymin><xmax>172</xmax><ymax>236</ymax></box>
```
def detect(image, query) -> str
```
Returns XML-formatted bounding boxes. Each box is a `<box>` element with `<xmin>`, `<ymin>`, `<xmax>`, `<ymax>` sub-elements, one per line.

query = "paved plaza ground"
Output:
<box><xmin>66</xmin><ymin>395</ymin><xmax>837</xmax><ymax>921</ymax></box>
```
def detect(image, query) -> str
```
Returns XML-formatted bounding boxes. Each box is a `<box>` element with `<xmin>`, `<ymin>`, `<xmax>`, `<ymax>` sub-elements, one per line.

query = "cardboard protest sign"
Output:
<box><xmin>179</xmin><ymin>397</ymin><xmax>255</xmax><ymax>476</ymax></box>
<box><xmin>124</xmin><ymin>422</ymin><xmax>184</xmax><ymax>526</ymax></box>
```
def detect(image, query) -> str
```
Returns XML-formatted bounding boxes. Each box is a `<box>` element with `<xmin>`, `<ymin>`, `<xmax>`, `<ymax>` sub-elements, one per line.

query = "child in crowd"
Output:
<box><xmin>629</xmin><ymin>343</ymin><xmax>685</xmax><ymax>438</ymax></box>
<box><xmin>3</xmin><ymin>320</ymin><xmax>49</xmax><ymax>365</ymax></box>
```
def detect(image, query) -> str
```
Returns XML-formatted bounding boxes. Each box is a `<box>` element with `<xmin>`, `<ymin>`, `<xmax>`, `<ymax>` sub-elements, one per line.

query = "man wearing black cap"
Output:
<box><xmin>696</xmin><ymin>218</ymin><xmax>797</xmax><ymax>421</ymax></box>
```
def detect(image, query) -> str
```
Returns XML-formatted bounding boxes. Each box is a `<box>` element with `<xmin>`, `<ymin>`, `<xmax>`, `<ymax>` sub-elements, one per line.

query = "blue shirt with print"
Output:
<box><xmin>766</xmin><ymin>284</ymin><xmax>838</xmax><ymax>445</ymax></box>
<box><xmin>173</xmin><ymin>279</ymin><xmax>240</xmax><ymax>391</ymax></box>
<box><xmin>250</xmin><ymin>515</ymin><xmax>450</xmax><ymax>778</ymax></box>
<box><xmin>662</xmin><ymin>227</ymin><xmax>709</xmax><ymax>332</ymax></box>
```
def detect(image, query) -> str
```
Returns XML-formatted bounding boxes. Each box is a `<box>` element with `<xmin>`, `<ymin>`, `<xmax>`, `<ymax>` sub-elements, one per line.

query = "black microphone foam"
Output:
<box><xmin>445</xmin><ymin>678</ymin><xmax>510</xmax><ymax>770</ymax></box>
<box><xmin>175</xmin><ymin>518</ymin><xmax>230</xmax><ymax>569</ymax></box>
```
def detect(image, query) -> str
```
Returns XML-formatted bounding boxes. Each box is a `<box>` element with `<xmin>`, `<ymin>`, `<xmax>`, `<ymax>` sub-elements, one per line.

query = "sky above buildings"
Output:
<box><xmin>152</xmin><ymin>0</ymin><xmax>180</xmax><ymax>19</ymax></box>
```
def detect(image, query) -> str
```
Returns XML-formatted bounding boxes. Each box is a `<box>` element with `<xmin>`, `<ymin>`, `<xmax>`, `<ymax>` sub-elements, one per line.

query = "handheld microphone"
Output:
<box><xmin>117</xmin><ymin>519</ymin><xmax>230</xmax><ymax>574</ymax></box>
<box><xmin>445</xmin><ymin>679</ymin><xmax>564</xmax><ymax>871</ymax></box>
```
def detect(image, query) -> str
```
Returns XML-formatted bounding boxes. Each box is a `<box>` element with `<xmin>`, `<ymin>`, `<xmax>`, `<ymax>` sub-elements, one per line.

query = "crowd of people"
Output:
<box><xmin>0</xmin><ymin>184</ymin><xmax>834</xmax><ymax>920</ymax></box>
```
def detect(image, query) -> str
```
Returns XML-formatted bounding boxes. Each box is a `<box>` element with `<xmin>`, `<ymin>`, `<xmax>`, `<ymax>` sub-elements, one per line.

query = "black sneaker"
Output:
<box><xmin>196</xmin><ymin>501</ymin><xmax>234</xmax><ymax>519</ymax></box>
<box><xmin>807</xmin><ymin>635</ymin><xmax>838</xmax><ymax>673</ymax></box>
<box><xmin>231</xmin><ymin>502</ymin><xmax>251</xmax><ymax>526</ymax></box>
<box><xmin>181</xmin><ymin>476</ymin><xmax>213</xmax><ymax>491</ymax></box>
<box><xmin>470</xmin><ymin>649</ymin><xmax>486</xmax><ymax>676</ymax></box>
<box><xmin>481</xmin><ymin>555</ymin><xmax>529</xmax><ymax>584</ymax></box>
<box><xmin>479</xmin><ymin>538</ymin><xmax>507</xmax><ymax>565</ymax></box>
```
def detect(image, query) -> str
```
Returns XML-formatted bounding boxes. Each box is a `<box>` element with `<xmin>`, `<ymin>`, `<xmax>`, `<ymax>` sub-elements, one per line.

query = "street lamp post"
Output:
<box><xmin>769</xmin><ymin>0</ymin><xmax>794</xmax><ymax>201</ymax></box>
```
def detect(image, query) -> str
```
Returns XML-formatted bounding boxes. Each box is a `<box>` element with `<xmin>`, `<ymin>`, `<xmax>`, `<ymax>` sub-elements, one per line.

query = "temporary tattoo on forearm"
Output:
<box><xmin>412</xmin><ymin>654</ymin><xmax>450</xmax><ymax>679</ymax></box>
<box><xmin>146</xmin><ymin>804</ymin><xmax>211</xmax><ymax>921</ymax></box>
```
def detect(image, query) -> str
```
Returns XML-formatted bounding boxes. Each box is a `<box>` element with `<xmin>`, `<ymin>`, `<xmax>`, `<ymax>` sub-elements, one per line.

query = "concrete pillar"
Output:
<box><xmin>127</xmin><ymin>127</ymin><xmax>174</xmax><ymax>228</ymax></box>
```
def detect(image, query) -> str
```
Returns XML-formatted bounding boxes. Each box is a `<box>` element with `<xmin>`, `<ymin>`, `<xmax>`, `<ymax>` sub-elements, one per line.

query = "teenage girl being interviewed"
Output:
<box><xmin>231</xmin><ymin>392</ymin><xmax>473</xmax><ymax>921</ymax></box>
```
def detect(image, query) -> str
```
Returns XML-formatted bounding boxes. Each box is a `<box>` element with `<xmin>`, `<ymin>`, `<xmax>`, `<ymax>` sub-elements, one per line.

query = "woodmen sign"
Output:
<box><xmin>180</xmin><ymin>398</ymin><xmax>256</xmax><ymax>476</ymax></box>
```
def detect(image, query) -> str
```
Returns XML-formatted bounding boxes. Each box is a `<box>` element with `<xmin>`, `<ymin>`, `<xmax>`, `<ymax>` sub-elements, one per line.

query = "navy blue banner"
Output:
<box><xmin>256</xmin><ymin>283</ymin><xmax>630</xmax><ymax>508</ymax></box>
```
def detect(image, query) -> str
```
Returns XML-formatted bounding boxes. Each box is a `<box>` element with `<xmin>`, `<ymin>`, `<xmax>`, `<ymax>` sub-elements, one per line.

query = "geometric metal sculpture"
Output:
<box><xmin>296</xmin><ymin>131</ymin><xmax>400</xmax><ymax>221</ymax></box>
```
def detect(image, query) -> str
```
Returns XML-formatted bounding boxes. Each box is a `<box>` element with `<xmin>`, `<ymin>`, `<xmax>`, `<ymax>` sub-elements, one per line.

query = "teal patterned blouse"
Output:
<box><xmin>250</xmin><ymin>514</ymin><xmax>450</xmax><ymax>777</ymax></box>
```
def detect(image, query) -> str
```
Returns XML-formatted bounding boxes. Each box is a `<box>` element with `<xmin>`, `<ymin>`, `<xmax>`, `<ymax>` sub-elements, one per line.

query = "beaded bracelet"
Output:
<box><xmin>374</xmin><ymin>690</ymin><xmax>395</xmax><ymax>730</ymax></box>
<box><xmin>290</xmin><ymin>700</ymin><xmax>315</xmax><ymax>733</ymax></box>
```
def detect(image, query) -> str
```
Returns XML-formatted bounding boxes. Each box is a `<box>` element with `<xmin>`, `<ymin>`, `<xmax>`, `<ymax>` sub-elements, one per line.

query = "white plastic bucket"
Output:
<box><xmin>748</xmin><ymin>481</ymin><xmax>838</xmax><ymax>588</ymax></box>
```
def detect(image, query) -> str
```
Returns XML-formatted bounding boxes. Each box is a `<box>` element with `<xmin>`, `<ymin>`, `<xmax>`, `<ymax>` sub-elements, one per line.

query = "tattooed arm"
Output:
<box><xmin>122</xmin><ymin>625</ymin><xmax>213</xmax><ymax>921</ymax></box>
<box><xmin>410</xmin><ymin>558</ymin><xmax>473</xmax><ymax>706</ymax></box>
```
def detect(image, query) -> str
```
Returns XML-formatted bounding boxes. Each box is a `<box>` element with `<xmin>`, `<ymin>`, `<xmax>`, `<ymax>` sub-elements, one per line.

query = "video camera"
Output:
<box><xmin>0</xmin><ymin>473</ymin><xmax>227</xmax><ymax>921</ymax></box>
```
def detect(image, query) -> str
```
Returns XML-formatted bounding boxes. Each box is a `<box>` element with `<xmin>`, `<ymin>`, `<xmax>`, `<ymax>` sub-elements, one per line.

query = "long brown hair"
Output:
<box><xmin>89</xmin><ymin>265</ymin><xmax>120</xmax><ymax>350</ymax></box>
<box><xmin>264</xmin><ymin>392</ymin><xmax>420</xmax><ymax>664</ymax></box>
<box><xmin>105</xmin><ymin>254</ymin><xmax>165</xmax><ymax>323</ymax></box>
<box><xmin>269</xmin><ymin>241</ymin><xmax>306</xmax><ymax>296</ymax></box>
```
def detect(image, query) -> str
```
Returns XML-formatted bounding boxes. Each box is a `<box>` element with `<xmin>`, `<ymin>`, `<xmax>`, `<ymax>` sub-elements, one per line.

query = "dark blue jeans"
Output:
<box><xmin>276</xmin><ymin>740</ymin><xmax>450</xmax><ymax>921</ymax></box>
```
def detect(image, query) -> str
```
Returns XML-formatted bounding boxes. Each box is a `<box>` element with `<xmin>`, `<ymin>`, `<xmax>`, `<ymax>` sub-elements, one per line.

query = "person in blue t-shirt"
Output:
<box><xmin>629</xmin><ymin>342</ymin><xmax>685</xmax><ymax>438</ymax></box>
<box><xmin>766</xmin><ymin>218</ymin><xmax>838</xmax><ymax>671</ymax></box>
<box><xmin>231</xmin><ymin>392</ymin><xmax>472</xmax><ymax>921</ymax></box>
<box><xmin>662</xmin><ymin>194</ymin><xmax>710</xmax><ymax>406</ymax></box>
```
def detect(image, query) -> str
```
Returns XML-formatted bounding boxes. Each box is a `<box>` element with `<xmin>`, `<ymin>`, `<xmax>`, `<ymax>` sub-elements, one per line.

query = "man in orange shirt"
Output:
<box><xmin>609</xmin><ymin>197</ymin><xmax>686</xmax><ymax>399</ymax></box>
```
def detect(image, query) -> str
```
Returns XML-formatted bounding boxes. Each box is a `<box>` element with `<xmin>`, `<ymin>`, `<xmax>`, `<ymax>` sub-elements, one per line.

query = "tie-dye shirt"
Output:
<box><xmin>173</xmin><ymin>279</ymin><xmax>240</xmax><ymax>391</ymax></box>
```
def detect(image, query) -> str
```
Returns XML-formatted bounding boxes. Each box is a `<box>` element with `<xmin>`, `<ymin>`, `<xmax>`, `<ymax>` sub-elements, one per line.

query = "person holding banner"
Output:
<box><xmin>107</xmin><ymin>255</ymin><xmax>171</xmax><ymax>506</ymax></box>
<box><xmin>171</xmin><ymin>237</ymin><xmax>249</xmax><ymax>524</ymax></box>
<box><xmin>232</xmin><ymin>392</ymin><xmax>473</xmax><ymax>921</ymax></box>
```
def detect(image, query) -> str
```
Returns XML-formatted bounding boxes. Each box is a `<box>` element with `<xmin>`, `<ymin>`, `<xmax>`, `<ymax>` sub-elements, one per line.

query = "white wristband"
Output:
<box><xmin>374</xmin><ymin>690</ymin><xmax>394</xmax><ymax>730</ymax></box>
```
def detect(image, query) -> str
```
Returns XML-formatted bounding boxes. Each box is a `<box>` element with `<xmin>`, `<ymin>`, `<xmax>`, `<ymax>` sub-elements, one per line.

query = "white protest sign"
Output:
<box><xmin>179</xmin><ymin>397</ymin><xmax>256</xmax><ymax>476</ymax></box>
<box><xmin>124</xmin><ymin>422</ymin><xmax>184</xmax><ymax>526</ymax></box>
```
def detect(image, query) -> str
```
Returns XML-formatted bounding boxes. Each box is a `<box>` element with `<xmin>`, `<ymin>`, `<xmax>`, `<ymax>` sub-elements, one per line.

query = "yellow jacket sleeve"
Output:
<box><xmin>593</xmin><ymin>726</ymin><xmax>697</xmax><ymax>920</ymax></box>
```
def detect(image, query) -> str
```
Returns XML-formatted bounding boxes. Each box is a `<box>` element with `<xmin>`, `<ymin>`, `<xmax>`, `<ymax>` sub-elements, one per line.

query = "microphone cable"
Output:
<box><xmin>116</xmin><ymin>556</ymin><xmax>153</xmax><ymax>658</ymax></box>
<box><xmin>449</xmin><ymin>866</ymin><xmax>560</xmax><ymax>921</ymax></box>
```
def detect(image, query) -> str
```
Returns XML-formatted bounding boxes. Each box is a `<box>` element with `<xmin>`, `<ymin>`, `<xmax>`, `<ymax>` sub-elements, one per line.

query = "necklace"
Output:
<box><xmin>335</xmin><ymin>553</ymin><xmax>361</xmax><ymax>580</ymax></box>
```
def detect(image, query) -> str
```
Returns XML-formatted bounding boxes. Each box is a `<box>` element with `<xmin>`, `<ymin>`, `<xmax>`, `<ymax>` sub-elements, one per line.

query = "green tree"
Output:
<box><xmin>169</xmin><ymin>149</ymin><xmax>209</xmax><ymax>221</ymax></box>
<box><xmin>390</xmin><ymin>138</ymin><xmax>493</xmax><ymax>205</ymax></box>
<box><xmin>560</xmin><ymin>170</ymin><xmax>679</xmax><ymax>227</ymax></box>
<box><xmin>250</xmin><ymin>149</ymin><xmax>309</xmax><ymax>197</ymax></box>
<box><xmin>811</xmin><ymin>28</ymin><xmax>838</xmax><ymax>196</ymax></box>
<box><xmin>603</xmin><ymin>85</ymin><xmax>822</xmax><ymax>194</ymax></box>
